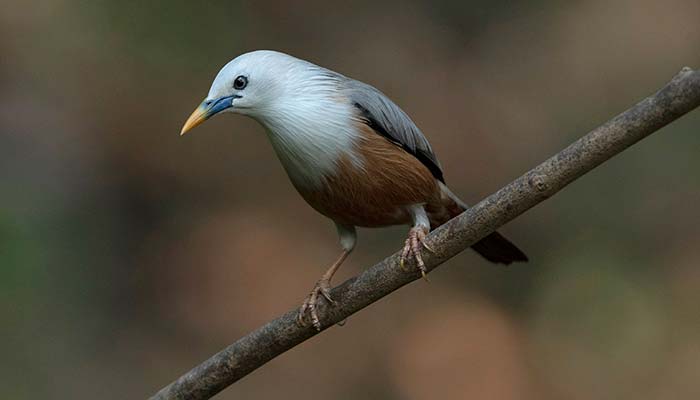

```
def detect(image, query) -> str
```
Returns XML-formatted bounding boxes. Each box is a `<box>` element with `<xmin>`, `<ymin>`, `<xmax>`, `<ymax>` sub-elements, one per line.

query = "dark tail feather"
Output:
<box><xmin>471</xmin><ymin>231</ymin><xmax>528</xmax><ymax>265</ymax></box>
<box><xmin>436</xmin><ymin>183</ymin><xmax>528</xmax><ymax>265</ymax></box>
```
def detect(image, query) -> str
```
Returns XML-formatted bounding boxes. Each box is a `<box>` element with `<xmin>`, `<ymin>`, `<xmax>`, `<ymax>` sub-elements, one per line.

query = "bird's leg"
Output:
<box><xmin>298</xmin><ymin>224</ymin><xmax>356</xmax><ymax>331</ymax></box>
<box><xmin>400</xmin><ymin>205</ymin><xmax>431</xmax><ymax>279</ymax></box>
<box><xmin>298</xmin><ymin>250</ymin><xmax>349</xmax><ymax>329</ymax></box>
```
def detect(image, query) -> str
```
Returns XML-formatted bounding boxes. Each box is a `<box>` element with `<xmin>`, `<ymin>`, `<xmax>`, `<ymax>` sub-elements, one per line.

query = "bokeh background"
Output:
<box><xmin>3</xmin><ymin>1</ymin><xmax>700</xmax><ymax>399</ymax></box>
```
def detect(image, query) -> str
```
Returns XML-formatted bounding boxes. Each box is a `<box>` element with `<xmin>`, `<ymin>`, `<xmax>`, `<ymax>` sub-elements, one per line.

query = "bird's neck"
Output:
<box><xmin>257</xmin><ymin>98</ymin><xmax>362</xmax><ymax>190</ymax></box>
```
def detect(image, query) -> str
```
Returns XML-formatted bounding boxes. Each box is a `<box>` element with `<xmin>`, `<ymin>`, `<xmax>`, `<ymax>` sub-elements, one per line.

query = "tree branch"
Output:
<box><xmin>151</xmin><ymin>67</ymin><xmax>700</xmax><ymax>400</ymax></box>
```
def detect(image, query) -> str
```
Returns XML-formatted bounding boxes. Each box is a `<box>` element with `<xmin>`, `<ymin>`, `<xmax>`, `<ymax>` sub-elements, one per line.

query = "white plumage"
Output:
<box><xmin>207</xmin><ymin>51</ymin><xmax>363</xmax><ymax>189</ymax></box>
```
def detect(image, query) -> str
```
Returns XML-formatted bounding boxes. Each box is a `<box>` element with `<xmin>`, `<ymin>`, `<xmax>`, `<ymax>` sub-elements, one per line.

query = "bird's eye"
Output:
<box><xmin>233</xmin><ymin>75</ymin><xmax>248</xmax><ymax>90</ymax></box>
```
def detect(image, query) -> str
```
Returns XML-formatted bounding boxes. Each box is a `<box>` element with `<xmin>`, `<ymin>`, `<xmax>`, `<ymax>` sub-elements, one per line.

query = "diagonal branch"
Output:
<box><xmin>151</xmin><ymin>67</ymin><xmax>700</xmax><ymax>400</ymax></box>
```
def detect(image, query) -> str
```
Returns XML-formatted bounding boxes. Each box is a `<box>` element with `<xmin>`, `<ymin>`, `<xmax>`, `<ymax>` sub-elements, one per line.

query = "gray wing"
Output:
<box><xmin>341</xmin><ymin>79</ymin><xmax>445</xmax><ymax>183</ymax></box>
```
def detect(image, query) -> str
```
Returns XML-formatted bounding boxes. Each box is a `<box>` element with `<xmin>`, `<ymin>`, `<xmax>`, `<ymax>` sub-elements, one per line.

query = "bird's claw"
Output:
<box><xmin>399</xmin><ymin>226</ymin><xmax>430</xmax><ymax>281</ymax></box>
<box><xmin>297</xmin><ymin>279</ymin><xmax>334</xmax><ymax>331</ymax></box>
<box><xmin>399</xmin><ymin>255</ymin><xmax>408</xmax><ymax>272</ymax></box>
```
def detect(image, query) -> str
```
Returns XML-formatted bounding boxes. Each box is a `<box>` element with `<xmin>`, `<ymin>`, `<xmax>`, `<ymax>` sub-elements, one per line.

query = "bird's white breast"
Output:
<box><xmin>258</xmin><ymin>96</ymin><xmax>363</xmax><ymax>190</ymax></box>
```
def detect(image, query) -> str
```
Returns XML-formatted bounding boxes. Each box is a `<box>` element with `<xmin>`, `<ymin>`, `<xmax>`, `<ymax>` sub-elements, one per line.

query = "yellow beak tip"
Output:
<box><xmin>179</xmin><ymin>124</ymin><xmax>194</xmax><ymax>136</ymax></box>
<box><xmin>180</xmin><ymin>105</ymin><xmax>208</xmax><ymax>136</ymax></box>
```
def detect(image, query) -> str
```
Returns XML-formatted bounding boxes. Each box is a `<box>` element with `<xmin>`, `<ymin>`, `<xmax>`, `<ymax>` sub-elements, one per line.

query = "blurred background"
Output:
<box><xmin>2</xmin><ymin>1</ymin><xmax>700</xmax><ymax>399</ymax></box>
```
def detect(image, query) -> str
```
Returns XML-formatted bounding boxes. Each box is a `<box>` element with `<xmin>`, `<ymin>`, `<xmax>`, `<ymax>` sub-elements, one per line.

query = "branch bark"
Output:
<box><xmin>151</xmin><ymin>67</ymin><xmax>700</xmax><ymax>400</ymax></box>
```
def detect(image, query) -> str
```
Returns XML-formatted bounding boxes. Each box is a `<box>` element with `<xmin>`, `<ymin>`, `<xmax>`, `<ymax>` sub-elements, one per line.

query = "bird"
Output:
<box><xmin>180</xmin><ymin>50</ymin><xmax>528</xmax><ymax>330</ymax></box>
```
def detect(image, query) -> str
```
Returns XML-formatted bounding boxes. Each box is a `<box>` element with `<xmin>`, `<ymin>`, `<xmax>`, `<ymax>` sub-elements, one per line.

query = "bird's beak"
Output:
<box><xmin>180</xmin><ymin>96</ymin><xmax>236</xmax><ymax>136</ymax></box>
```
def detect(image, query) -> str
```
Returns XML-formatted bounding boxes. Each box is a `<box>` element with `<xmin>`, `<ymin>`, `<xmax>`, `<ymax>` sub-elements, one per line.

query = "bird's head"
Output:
<box><xmin>180</xmin><ymin>50</ymin><xmax>328</xmax><ymax>135</ymax></box>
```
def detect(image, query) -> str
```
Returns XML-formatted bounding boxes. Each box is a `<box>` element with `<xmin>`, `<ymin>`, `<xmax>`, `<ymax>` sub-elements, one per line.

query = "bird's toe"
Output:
<box><xmin>400</xmin><ymin>227</ymin><xmax>430</xmax><ymax>280</ymax></box>
<box><xmin>297</xmin><ymin>279</ymin><xmax>335</xmax><ymax>331</ymax></box>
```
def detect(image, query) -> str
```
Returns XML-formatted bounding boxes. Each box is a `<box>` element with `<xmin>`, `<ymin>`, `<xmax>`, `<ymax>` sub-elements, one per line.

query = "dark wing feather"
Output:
<box><xmin>342</xmin><ymin>79</ymin><xmax>445</xmax><ymax>183</ymax></box>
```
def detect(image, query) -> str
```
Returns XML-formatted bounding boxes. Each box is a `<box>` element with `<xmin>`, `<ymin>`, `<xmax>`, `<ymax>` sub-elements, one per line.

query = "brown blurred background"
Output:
<box><xmin>2</xmin><ymin>1</ymin><xmax>700</xmax><ymax>399</ymax></box>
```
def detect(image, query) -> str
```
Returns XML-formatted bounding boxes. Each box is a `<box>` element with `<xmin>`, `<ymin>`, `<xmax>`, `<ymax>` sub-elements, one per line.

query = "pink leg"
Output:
<box><xmin>298</xmin><ymin>249</ymin><xmax>350</xmax><ymax>330</ymax></box>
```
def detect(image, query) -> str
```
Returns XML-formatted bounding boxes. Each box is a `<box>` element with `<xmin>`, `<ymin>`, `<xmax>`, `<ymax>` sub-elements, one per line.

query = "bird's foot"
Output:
<box><xmin>400</xmin><ymin>226</ymin><xmax>431</xmax><ymax>280</ymax></box>
<box><xmin>297</xmin><ymin>278</ymin><xmax>335</xmax><ymax>331</ymax></box>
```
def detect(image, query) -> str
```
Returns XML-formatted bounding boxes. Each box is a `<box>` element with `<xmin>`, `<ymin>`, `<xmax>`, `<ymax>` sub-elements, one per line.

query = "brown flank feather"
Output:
<box><xmin>298</xmin><ymin>121</ymin><xmax>440</xmax><ymax>227</ymax></box>
<box><xmin>297</xmin><ymin>120</ymin><xmax>528</xmax><ymax>264</ymax></box>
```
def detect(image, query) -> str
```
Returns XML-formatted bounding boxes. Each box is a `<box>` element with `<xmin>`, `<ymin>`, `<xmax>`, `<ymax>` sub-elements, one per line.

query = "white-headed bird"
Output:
<box><xmin>181</xmin><ymin>50</ymin><xmax>527</xmax><ymax>330</ymax></box>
